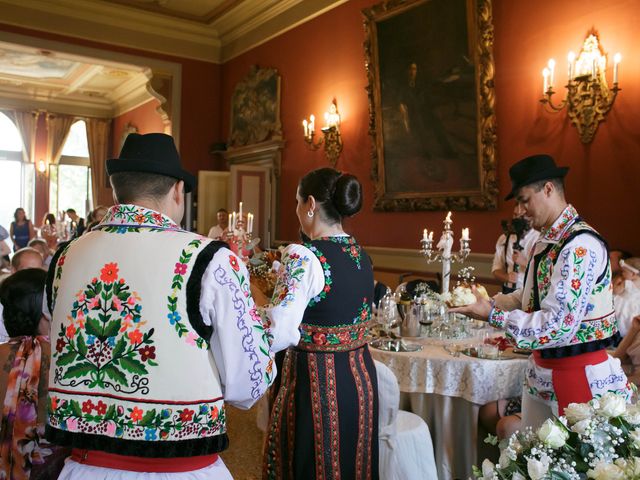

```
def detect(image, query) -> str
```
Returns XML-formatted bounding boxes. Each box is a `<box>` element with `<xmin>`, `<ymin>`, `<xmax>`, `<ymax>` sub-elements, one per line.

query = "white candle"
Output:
<box><xmin>567</xmin><ymin>51</ymin><xmax>575</xmax><ymax>81</ymax></box>
<box><xmin>428</xmin><ymin>231</ymin><xmax>433</xmax><ymax>241</ymax></box>
<box><xmin>232</xmin><ymin>212</ymin><xmax>236</xmax><ymax>231</ymax></box>
<box><xmin>542</xmin><ymin>68</ymin><xmax>549</xmax><ymax>93</ymax></box>
<box><xmin>445</xmin><ymin>211</ymin><xmax>452</xmax><ymax>223</ymax></box>
<box><xmin>239</xmin><ymin>202</ymin><xmax>243</xmax><ymax>217</ymax></box>
<box><xmin>423</xmin><ymin>228</ymin><xmax>428</xmax><ymax>241</ymax></box>
<box><xmin>228</xmin><ymin>213</ymin><xmax>232</xmax><ymax>229</ymax></box>
<box><xmin>309</xmin><ymin>114</ymin><xmax>315</xmax><ymax>135</ymax></box>
<box><xmin>462</xmin><ymin>228</ymin><xmax>470</xmax><ymax>241</ymax></box>
<box><xmin>547</xmin><ymin>58</ymin><xmax>556</xmax><ymax>88</ymax></box>
<box><xmin>614</xmin><ymin>52</ymin><xmax>621</xmax><ymax>84</ymax></box>
<box><xmin>302</xmin><ymin>119</ymin><xmax>308</xmax><ymax>137</ymax></box>
<box><xmin>248</xmin><ymin>213</ymin><xmax>253</xmax><ymax>233</ymax></box>
<box><xmin>592</xmin><ymin>59</ymin><xmax>597</xmax><ymax>79</ymax></box>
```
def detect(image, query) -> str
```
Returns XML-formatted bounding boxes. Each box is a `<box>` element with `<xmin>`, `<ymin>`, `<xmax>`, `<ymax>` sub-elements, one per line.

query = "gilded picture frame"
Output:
<box><xmin>363</xmin><ymin>0</ymin><xmax>498</xmax><ymax>211</ymax></box>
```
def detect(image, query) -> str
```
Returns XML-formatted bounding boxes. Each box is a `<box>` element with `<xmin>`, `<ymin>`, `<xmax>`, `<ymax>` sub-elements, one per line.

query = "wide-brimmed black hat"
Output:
<box><xmin>505</xmin><ymin>154</ymin><xmax>569</xmax><ymax>200</ymax></box>
<box><xmin>106</xmin><ymin>133</ymin><xmax>195</xmax><ymax>193</ymax></box>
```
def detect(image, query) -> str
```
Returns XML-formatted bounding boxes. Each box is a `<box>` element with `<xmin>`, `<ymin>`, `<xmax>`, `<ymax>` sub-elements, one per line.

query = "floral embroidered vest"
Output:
<box><xmin>298</xmin><ymin>236</ymin><xmax>373</xmax><ymax>352</ymax></box>
<box><xmin>530</xmin><ymin>218</ymin><xmax>616</xmax><ymax>358</ymax></box>
<box><xmin>44</xmin><ymin>205</ymin><xmax>229</xmax><ymax>457</ymax></box>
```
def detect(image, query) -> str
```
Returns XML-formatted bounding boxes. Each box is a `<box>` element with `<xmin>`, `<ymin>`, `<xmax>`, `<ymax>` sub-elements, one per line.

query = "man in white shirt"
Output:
<box><xmin>207</xmin><ymin>208</ymin><xmax>228</xmax><ymax>240</ymax></box>
<box><xmin>492</xmin><ymin>206</ymin><xmax>538</xmax><ymax>293</ymax></box>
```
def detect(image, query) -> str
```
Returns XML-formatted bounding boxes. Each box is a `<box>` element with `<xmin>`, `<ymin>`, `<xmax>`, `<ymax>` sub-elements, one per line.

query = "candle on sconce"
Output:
<box><xmin>309</xmin><ymin>114</ymin><xmax>315</xmax><ymax>135</ymax></box>
<box><xmin>428</xmin><ymin>231</ymin><xmax>433</xmax><ymax>241</ymax></box>
<box><xmin>228</xmin><ymin>213</ymin><xmax>232</xmax><ymax>230</ymax></box>
<box><xmin>547</xmin><ymin>58</ymin><xmax>556</xmax><ymax>88</ymax></box>
<box><xmin>462</xmin><ymin>228</ymin><xmax>470</xmax><ymax>241</ymax></box>
<box><xmin>592</xmin><ymin>58</ymin><xmax>597</xmax><ymax>79</ymax></box>
<box><xmin>567</xmin><ymin>51</ymin><xmax>575</xmax><ymax>81</ymax></box>
<box><xmin>445</xmin><ymin>211</ymin><xmax>452</xmax><ymax>223</ymax></box>
<box><xmin>542</xmin><ymin>68</ymin><xmax>549</xmax><ymax>93</ymax></box>
<box><xmin>422</xmin><ymin>228</ymin><xmax>429</xmax><ymax>241</ymax></box>
<box><xmin>614</xmin><ymin>52</ymin><xmax>621</xmax><ymax>84</ymax></box>
<box><xmin>239</xmin><ymin>202</ymin><xmax>243</xmax><ymax>218</ymax></box>
<box><xmin>302</xmin><ymin>119</ymin><xmax>308</xmax><ymax>138</ymax></box>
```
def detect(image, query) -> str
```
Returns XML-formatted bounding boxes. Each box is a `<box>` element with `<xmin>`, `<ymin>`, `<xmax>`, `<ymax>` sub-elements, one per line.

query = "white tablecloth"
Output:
<box><xmin>370</xmin><ymin>330</ymin><xmax>528</xmax><ymax>480</ymax></box>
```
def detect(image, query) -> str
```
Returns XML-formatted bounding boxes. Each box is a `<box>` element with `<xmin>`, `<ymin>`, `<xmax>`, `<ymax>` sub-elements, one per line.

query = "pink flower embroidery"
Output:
<box><xmin>105</xmin><ymin>421</ymin><xmax>117</xmax><ymax>437</ymax></box>
<box><xmin>174</xmin><ymin>263</ymin><xmax>188</xmax><ymax>275</ymax></box>
<box><xmin>88</xmin><ymin>297</ymin><xmax>100</xmax><ymax>309</ymax></box>
<box><xmin>186</xmin><ymin>332</ymin><xmax>198</xmax><ymax>346</ymax></box>
<box><xmin>67</xmin><ymin>417</ymin><xmax>78</xmax><ymax>432</ymax></box>
<box><xmin>112</xmin><ymin>297</ymin><xmax>123</xmax><ymax>312</ymax></box>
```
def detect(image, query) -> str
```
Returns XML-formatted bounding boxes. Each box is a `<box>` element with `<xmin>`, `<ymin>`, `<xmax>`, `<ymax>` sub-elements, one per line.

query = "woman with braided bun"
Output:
<box><xmin>261</xmin><ymin>168</ymin><xmax>378</xmax><ymax>479</ymax></box>
<box><xmin>0</xmin><ymin>269</ymin><xmax>69</xmax><ymax>479</ymax></box>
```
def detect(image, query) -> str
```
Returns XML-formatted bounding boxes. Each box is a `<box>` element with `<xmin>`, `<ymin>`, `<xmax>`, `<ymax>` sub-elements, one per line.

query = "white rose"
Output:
<box><xmin>571</xmin><ymin>418</ymin><xmax>591</xmax><ymax>435</ymax></box>
<box><xmin>564</xmin><ymin>402</ymin><xmax>593</xmax><ymax>424</ymax></box>
<box><xmin>630</xmin><ymin>429</ymin><xmax>640</xmax><ymax>448</ymax></box>
<box><xmin>498</xmin><ymin>451</ymin><xmax>510</xmax><ymax>469</ymax></box>
<box><xmin>587</xmin><ymin>461</ymin><xmax>625</xmax><ymax>480</ymax></box>
<box><xmin>624</xmin><ymin>404</ymin><xmax>640</xmax><ymax>425</ymax></box>
<box><xmin>537</xmin><ymin>419</ymin><xmax>569</xmax><ymax>448</ymax></box>
<box><xmin>512</xmin><ymin>473</ymin><xmax>526</xmax><ymax>480</ymax></box>
<box><xmin>527</xmin><ymin>457</ymin><xmax>550</xmax><ymax>480</ymax></box>
<box><xmin>597</xmin><ymin>392</ymin><xmax>626</xmax><ymax>418</ymax></box>
<box><xmin>481</xmin><ymin>458</ymin><xmax>495</xmax><ymax>478</ymax></box>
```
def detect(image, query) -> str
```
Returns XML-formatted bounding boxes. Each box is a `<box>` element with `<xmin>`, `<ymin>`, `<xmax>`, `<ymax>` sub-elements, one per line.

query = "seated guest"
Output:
<box><xmin>613</xmin><ymin>271</ymin><xmax>640</xmax><ymax>337</ymax></box>
<box><xmin>479</xmin><ymin>398</ymin><xmax>522</xmax><ymax>440</ymax></box>
<box><xmin>27</xmin><ymin>238</ymin><xmax>53</xmax><ymax>268</ymax></box>
<box><xmin>614</xmin><ymin>315</ymin><xmax>640</xmax><ymax>386</ymax></box>
<box><xmin>11</xmin><ymin>247</ymin><xmax>44</xmax><ymax>272</ymax></box>
<box><xmin>207</xmin><ymin>208</ymin><xmax>228</xmax><ymax>240</ymax></box>
<box><xmin>40</xmin><ymin>213</ymin><xmax>58</xmax><ymax>251</ymax></box>
<box><xmin>610</xmin><ymin>249</ymin><xmax>632</xmax><ymax>275</ymax></box>
<box><xmin>0</xmin><ymin>269</ymin><xmax>69</xmax><ymax>478</ymax></box>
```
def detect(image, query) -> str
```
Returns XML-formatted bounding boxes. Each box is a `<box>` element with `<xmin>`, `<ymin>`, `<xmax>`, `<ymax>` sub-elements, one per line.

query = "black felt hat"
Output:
<box><xmin>505</xmin><ymin>154</ymin><xmax>569</xmax><ymax>200</ymax></box>
<box><xmin>106</xmin><ymin>133</ymin><xmax>195</xmax><ymax>193</ymax></box>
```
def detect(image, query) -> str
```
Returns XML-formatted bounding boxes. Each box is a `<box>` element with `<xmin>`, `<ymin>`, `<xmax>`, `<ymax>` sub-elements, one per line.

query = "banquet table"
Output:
<box><xmin>369</xmin><ymin>329</ymin><xmax>528</xmax><ymax>480</ymax></box>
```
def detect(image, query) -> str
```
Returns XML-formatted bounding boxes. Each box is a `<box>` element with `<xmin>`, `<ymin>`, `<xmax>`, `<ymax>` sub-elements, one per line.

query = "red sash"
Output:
<box><xmin>533</xmin><ymin>349</ymin><xmax>608</xmax><ymax>415</ymax></box>
<box><xmin>71</xmin><ymin>449</ymin><xmax>219</xmax><ymax>473</ymax></box>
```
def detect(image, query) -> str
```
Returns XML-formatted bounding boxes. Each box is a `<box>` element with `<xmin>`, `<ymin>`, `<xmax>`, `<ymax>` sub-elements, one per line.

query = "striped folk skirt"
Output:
<box><xmin>263</xmin><ymin>345</ymin><xmax>379</xmax><ymax>479</ymax></box>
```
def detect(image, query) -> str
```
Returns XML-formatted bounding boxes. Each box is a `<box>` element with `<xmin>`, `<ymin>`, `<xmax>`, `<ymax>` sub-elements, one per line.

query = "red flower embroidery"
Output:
<box><xmin>350</xmin><ymin>246</ymin><xmax>358</xmax><ymax>257</ymax></box>
<box><xmin>319</xmin><ymin>256</ymin><xmax>327</xmax><ymax>263</ymax></box>
<box><xmin>91</xmin><ymin>277</ymin><xmax>98</xmax><ymax>284</ymax></box>
<box><xmin>595</xmin><ymin>330</ymin><xmax>604</xmax><ymax>339</ymax></box>
<box><xmin>266</xmin><ymin>360</ymin><xmax>273</xmax><ymax>374</ymax></box>
<box><xmin>229</xmin><ymin>255</ymin><xmax>240</xmax><ymax>272</ymax></box>
<box><xmin>337</xmin><ymin>331</ymin><xmax>352</xmax><ymax>343</ymax></box>
<box><xmin>139</xmin><ymin>345</ymin><xmax>156</xmax><ymax>361</ymax></box>
<box><xmin>563</xmin><ymin>314</ymin><xmax>574</xmax><ymax>326</ymax></box>
<box><xmin>323</xmin><ymin>285</ymin><xmax>331</xmax><ymax>293</ymax></box>
<box><xmin>82</xmin><ymin>400</ymin><xmax>95</xmax><ymax>414</ymax></box>
<box><xmin>56</xmin><ymin>338</ymin><xmax>66</xmax><ymax>353</ymax></box>
<box><xmin>571</xmin><ymin>279</ymin><xmax>581</xmax><ymax>290</ymax></box>
<box><xmin>575</xmin><ymin>247</ymin><xmax>587</xmax><ymax>258</ymax></box>
<box><xmin>539</xmin><ymin>336</ymin><xmax>550</xmax><ymax>345</ymax></box>
<box><xmin>180</xmin><ymin>409</ymin><xmax>194</xmax><ymax>423</ymax></box>
<box><xmin>152</xmin><ymin>212</ymin><xmax>163</xmax><ymax>223</ymax></box>
<box><xmin>51</xmin><ymin>397</ymin><xmax>58</xmax><ymax>411</ymax></box>
<box><xmin>312</xmin><ymin>333</ymin><xmax>327</xmax><ymax>345</ymax></box>
<box><xmin>66</xmin><ymin>324</ymin><xmax>77</xmax><ymax>338</ymax></box>
<box><xmin>130</xmin><ymin>407</ymin><xmax>144</xmax><ymax>422</ymax></box>
<box><xmin>174</xmin><ymin>263</ymin><xmax>188</xmax><ymax>275</ymax></box>
<box><xmin>100</xmin><ymin>263</ymin><xmax>119</xmax><ymax>284</ymax></box>
<box><xmin>58</xmin><ymin>255</ymin><xmax>66</xmax><ymax>267</ymax></box>
<box><xmin>128</xmin><ymin>329</ymin><xmax>143</xmax><ymax>345</ymax></box>
<box><xmin>211</xmin><ymin>406</ymin><xmax>219</xmax><ymax>421</ymax></box>
<box><xmin>96</xmin><ymin>401</ymin><xmax>108</xmax><ymax>415</ymax></box>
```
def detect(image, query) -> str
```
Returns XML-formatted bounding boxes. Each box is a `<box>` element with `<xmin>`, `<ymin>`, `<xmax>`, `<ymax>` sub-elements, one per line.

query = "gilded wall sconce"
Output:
<box><xmin>302</xmin><ymin>100</ymin><xmax>343</xmax><ymax>166</ymax></box>
<box><xmin>540</xmin><ymin>30</ymin><xmax>621</xmax><ymax>143</ymax></box>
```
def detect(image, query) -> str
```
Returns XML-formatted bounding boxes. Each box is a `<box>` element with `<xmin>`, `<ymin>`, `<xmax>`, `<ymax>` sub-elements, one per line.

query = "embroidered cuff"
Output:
<box><xmin>489</xmin><ymin>306</ymin><xmax>507</xmax><ymax>329</ymax></box>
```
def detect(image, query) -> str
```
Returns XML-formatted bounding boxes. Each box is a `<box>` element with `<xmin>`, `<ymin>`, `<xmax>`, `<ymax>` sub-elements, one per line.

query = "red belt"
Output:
<box><xmin>71</xmin><ymin>449</ymin><xmax>219</xmax><ymax>473</ymax></box>
<box><xmin>533</xmin><ymin>349</ymin><xmax>608</xmax><ymax>415</ymax></box>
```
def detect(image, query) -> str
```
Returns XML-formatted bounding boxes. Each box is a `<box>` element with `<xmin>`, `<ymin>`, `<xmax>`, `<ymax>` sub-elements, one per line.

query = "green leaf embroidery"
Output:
<box><xmin>103</xmin><ymin>364</ymin><xmax>128</xmax><ymax>386</ymax></box>
<box><xmin>57</xmin><ymin>350</ymin><xmax>78</xmax><ymax>366</ymax></box>
<box><xmin>120</xmin><ymin>356</ymin><xmax>148</xmax><ymax>375</ymax></box>
<box><xmin>64</xmin><ymin>362</ymin><xmax>96</xmax><ymax>379</ymax></box>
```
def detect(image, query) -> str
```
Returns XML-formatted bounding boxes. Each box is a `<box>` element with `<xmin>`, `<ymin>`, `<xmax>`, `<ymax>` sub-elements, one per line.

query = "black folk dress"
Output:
<box><xmin>263</xmin><ymin>236</ymin><xmax>379</xmax><ymax>480</ymax></box>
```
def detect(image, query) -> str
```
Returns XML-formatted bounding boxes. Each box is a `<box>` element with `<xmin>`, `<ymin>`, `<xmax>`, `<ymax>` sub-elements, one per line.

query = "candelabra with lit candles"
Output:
<box><xmin>225</xmin><ymin>201</ymin><xmax>256</xmax><ymax>262</ymax></box>
<box><xmin>420</xmin><ymin>211</ymin><xmax>471</xmax><ymax>294</ymax></box>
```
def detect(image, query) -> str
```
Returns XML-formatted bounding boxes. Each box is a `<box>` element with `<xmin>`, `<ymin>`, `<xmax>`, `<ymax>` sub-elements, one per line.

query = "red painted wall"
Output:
<box><xmin>112</xmin><ymin>99</ymin><xmax>166</xmax><ymax>156</ymax></box>
<box><xmin>221</xmin><ymin>0</ymin><xmax>640</xmax><ymax>254</ymax></box>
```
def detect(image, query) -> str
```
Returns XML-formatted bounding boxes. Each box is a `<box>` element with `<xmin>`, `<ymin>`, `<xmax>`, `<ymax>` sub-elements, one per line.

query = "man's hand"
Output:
<box><xmin>449</xmin><ymin>286</ymin><xmax>493</xmax><ymax>321</ymax></box>
<box><xmin>507</xmin><ymin>272</ymin><xmax>518</xmax><ymax>283</ymax></box>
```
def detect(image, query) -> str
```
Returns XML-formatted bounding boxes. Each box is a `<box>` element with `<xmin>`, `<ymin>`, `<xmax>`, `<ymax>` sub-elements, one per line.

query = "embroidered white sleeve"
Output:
<box><xmin>200</xmin><ymin>247</ymin><xmax>275</xmax><ymax>409</ymax></box>
<box><xmin>258</xmin><ymin>243</ymin><xmax>324</xmax><ymax>353</ymax></box>
<box><xmin>500</xmin><ymin>234</ymin><xmax>608</xmax><ymax>350</ymax></box>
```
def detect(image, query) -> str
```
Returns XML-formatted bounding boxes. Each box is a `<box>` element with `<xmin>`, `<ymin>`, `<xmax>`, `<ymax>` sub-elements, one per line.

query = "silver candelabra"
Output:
<box><xmin>420</xmin><ymin>212</ymin><xmax>471</xmax><ymax>294</ymax></box>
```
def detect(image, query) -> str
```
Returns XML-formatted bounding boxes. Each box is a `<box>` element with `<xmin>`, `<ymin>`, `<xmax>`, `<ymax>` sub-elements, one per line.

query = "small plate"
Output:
<box><xmin>369</xmin><ymin>339</ymin><xmax>423</xmax><ymax>352</ymax></box>
<box><xmin>461</xmin><ymin>347</ymin><xmax>518</xmax><ymax>360</ymax></box>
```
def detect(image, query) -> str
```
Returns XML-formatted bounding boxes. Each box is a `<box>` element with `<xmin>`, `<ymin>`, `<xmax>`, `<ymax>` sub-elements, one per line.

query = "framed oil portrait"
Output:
<box><xmin>363</xmin><ymin>0</ymin><xmax>498</xmax><ymax>211</ymax></box>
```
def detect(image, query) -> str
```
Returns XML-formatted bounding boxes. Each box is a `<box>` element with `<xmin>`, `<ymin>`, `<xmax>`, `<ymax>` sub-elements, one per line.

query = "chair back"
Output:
<box><xmin>374</xmin><ymin>360</ymin><xmax>399</xmax><ymax>429</ymax></box>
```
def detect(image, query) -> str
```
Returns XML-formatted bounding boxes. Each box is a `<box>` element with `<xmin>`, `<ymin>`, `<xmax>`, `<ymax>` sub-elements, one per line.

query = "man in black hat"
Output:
<box><xmin>44</xmin><ymin>133</ymin><xmax>278</xmax><ymax>478</ymax></box>
<box><xmin>453</xmin><ymin>154</ymin><xmax>629</xmax><ymax>429</ymax></box>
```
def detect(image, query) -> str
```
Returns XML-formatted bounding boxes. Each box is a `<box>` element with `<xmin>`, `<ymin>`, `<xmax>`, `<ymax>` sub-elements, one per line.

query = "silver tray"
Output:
<box><xmin>369</xmin><ymin>338</ymin><xmax>423</xmax><ymax>352</ymax></box>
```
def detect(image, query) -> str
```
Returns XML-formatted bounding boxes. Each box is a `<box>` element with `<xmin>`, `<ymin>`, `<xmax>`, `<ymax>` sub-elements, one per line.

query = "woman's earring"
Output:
<box><xmin>307</xmin><ymin>210</ymin><xmax>314</xmax><ymax>218</ymax></box>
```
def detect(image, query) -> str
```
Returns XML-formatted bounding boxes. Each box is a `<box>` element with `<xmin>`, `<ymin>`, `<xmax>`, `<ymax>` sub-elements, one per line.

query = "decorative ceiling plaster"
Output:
<box><xmin>0</xmin><ymin>0</ymin><xmax>348</xmax><ymax>63</ymax></box>
<box><xmin>0</xmin><ymin>40</ymin><xmax>157</xmax><ymax>117</ymax></box>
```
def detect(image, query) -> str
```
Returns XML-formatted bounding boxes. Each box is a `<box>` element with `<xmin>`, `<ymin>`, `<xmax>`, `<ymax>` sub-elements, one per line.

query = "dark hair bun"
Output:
<box><xmin>332</xmin><ymin>174</ymin><xmax>362</xmax><ymax>217</ymax></box>
<box><xmin>0</xmin><ymin>268</ymin><xmax>46</xmax><ymax>337</ymax></box>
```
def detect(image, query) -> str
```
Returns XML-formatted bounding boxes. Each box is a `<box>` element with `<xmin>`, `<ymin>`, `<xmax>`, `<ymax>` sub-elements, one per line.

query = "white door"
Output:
<box><xmin>229</xmin><ymin>164</ymin><xmax>272</xmax><ymax>249</ymax></box>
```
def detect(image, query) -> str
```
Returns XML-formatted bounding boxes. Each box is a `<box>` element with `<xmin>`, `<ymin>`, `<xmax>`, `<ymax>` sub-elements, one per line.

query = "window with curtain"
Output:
<box><xmin>0</xmin><ymin>112</ymin><xmax>34</xmax><ymax>230</ymax></box>
<box><xmin>49</xmin><ymin>120</ymin><xmax>93</xmax><ymax>219</ymax></box>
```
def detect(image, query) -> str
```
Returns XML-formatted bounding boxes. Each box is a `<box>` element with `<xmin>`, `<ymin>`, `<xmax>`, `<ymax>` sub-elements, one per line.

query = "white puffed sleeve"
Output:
<box><xmin>258</xmin><ymin>243</ymin><xmax>324</xmax><ymax>352</ymax></box>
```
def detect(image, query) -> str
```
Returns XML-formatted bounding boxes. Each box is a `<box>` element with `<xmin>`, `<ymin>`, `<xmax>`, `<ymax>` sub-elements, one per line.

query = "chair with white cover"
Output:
<box><xmin>375</xmin><ymin>360</ymin><xmax>438</xmax><ymax>480</ymax></box>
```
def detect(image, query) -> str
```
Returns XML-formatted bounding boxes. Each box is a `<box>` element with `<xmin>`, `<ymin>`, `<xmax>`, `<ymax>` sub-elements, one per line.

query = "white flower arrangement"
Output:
<box><xmin>474</xmin><ymin>392</ymin><xmax>640</xmax><ymax>480</ymax></box>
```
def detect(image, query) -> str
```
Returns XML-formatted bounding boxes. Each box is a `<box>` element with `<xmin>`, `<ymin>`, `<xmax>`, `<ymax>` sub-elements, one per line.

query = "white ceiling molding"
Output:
<box><xmin>0</xmin><ymin>0</ymin><xmax>347</xmax><ymax>64</ymax></box>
